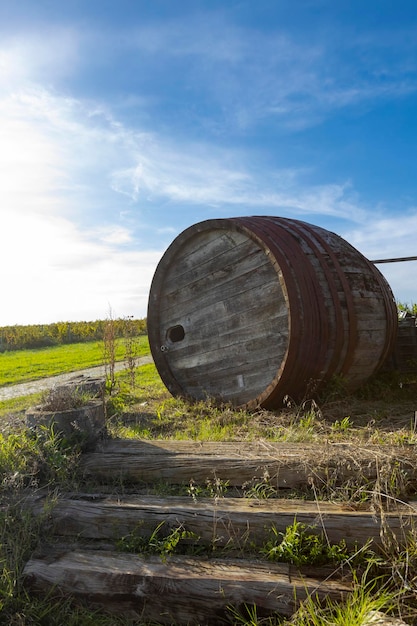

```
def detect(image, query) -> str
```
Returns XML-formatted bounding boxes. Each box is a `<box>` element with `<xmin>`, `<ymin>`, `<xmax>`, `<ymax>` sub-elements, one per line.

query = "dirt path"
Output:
<box><xmin>0</xmin><ymin>356</ymin><xmax>154</xmax><ymax>401</ymax></box>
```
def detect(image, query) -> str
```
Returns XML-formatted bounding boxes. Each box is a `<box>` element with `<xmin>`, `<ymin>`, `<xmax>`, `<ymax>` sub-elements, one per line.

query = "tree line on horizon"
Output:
<box><xmin>1</xmin><ymin>301</ymin><xmax>414</xmax><ymax>354</ymax></box>
<box><xmin>0</xmin><ymin>318</ymin><xmax>147</xmax><ymax>352</ymax></box>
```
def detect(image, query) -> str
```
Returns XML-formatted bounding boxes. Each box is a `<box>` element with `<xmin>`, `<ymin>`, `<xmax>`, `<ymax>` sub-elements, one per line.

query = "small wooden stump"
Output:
<box><xmin>26</xmin><ymin>399</ymin><xmax>105</xmax><ymax>447</ymax></box>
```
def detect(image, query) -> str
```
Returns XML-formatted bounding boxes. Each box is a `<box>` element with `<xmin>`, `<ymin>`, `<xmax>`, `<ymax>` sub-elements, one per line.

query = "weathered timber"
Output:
<box><xmin>392</xmin><ymin>317</ymin><xmax>417</xmax><ymax>372</ymax></box>
<box><xmin>23</xmin><ymin>551</ymin><xmax>351</xmax><ymax>624</ymax></box>
<box><xmin>34</xmin><ymin>494</ymin><xmax>417</xmax><ymax>551</ymax></box>
<box><xmin>148</xmin><ymin>216</ymin><xmax>397</xmax><ymax>408</ymax></box>
<box><xmin>22</xmin><ymin>435</ymin><xmax>417</xmax><ymax>624</ymax></box>
<box><xmin>26</xmin><ymin>399</ymin><xmax>105</xmax><ymax>447</ymax></box>
<box><xmin>81</xmin><ymin>439</ymin><xmax>417</xmax><ymax>491</ymax></box>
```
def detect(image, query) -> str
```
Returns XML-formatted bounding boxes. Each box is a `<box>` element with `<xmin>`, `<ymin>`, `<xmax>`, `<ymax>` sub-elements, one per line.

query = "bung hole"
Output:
<box><xmin>167</xmin><ymin>325</ymin><xmax>185</xmax><ymax>343</ymax></box>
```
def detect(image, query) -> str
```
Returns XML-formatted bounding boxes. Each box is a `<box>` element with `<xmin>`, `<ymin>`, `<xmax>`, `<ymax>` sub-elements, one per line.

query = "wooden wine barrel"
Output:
<box><xmin>147</xmin><ymin>217</ymin><xmax>397</xmax><ymax>409</ymax></box>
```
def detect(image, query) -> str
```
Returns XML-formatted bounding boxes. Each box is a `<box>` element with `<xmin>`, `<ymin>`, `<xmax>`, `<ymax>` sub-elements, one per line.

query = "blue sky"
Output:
<box><xmin>1</xmin><ymin>0</ymin><xmax>417</xmax><ymax>325</ymax></box>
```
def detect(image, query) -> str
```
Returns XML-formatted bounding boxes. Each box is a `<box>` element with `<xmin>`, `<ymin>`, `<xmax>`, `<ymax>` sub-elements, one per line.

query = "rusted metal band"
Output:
<box><xmin>280</xmin><ymin>218</ymin><xmax>346</xmax><ymax>382</ymax></box>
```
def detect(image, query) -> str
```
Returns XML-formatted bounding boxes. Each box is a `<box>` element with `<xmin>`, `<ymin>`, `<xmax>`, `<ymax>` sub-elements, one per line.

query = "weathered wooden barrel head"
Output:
<box><xmin>147</xmin><ymin>217</ymin><xmax>397</xmax><ymax>409</ymax></box>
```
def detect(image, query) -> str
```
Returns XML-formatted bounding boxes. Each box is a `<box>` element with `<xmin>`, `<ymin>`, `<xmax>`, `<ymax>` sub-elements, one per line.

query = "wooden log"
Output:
<box><xmin>34</xmin><ymin>494</ymin><xmax>417</xmax><ymax>551</ymax></box>
<box><xmin>81</xmin><ymin>439</ymin><xmax>417</xmax><ymax>491</ymax></box>
<box><xmin>23</xmin><ymin>551</ymin><xmax>351</xmax><ymax>624</ymax></box>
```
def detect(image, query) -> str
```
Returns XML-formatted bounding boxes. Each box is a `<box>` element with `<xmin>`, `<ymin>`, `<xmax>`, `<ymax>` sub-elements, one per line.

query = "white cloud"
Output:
<box><xmin>0</xmin><ymin>24</ymin><xmax>416</xmax><ymax>326</ymax></box>
<box><xmin>112</xmin><ymin>141</ymin><xmax>367</xmax><ymax>222</ymax></box>
<box><xmin>0</xmin><ymin>44</ymin><xmax>161</xmax><ymax>325</ymax></box>
<box><xmin>125</xmin><ymin>14</ymin><xmax>417</xmax><ymax>130</ymax></box>
<box><xmin>341</xmin><ymin>212</ymin><xmax>417</xmax><ymax>304</ymax></box>
<box><xmin>1</xmin><ymin>208</ymin><xmax>161</xmax><ymax>325</ymax></box>
<box><xmin>342</xmin><ymin>212</ymin><xmax>417</xmax><ymax>258</ymax></box>
<box><xmin>0</xmin><ymin>95</ymin><xmax>65</xmax><ymax>214</ymax></box>
<box><xmin>94</xmin><ymin>226</ymin><xmax>133</xmax><ymax>246</ymax></box>
<box><xmin>0</xmin><ymin>29</ymin><xmax>81</xmax><ymax>88</ymax></box>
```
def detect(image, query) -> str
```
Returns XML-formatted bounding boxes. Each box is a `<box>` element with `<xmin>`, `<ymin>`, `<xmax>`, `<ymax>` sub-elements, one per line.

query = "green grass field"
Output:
<box><xmin>0</xmin><ymin>336</ymin><xmax>150</xmax><ymax>387</ymax></box>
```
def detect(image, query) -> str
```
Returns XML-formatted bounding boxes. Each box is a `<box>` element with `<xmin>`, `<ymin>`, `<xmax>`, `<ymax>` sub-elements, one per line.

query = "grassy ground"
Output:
<box><xmin>1</xmin><ymin>353</ymin><xmax>417</xmax><ymax>624</ymax></box>
<box><xmin>106</xmin><ymin>364</ymin><xmax>417</xmax><ymax>447</ymax></box>
<box><xmin>0</xmin><ymin>336</ymin><xmax>150</xmax><ymax>387</ymax></box>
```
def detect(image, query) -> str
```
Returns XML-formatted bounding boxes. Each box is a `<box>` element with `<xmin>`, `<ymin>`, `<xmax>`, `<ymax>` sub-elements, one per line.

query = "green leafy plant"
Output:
<box><xmin>117</xmin><ymin>521</ymin><xmax>198</xmax><ymax>560</ymax></box>
<box><xmin>187</xmin><ymin>476</ymin><xmax>229</xmax><ymax>501</ymax></box>
<box><xmin>261</xmin><ymin>520</ymin><xmax>349</xmax><ymax>567</ymax></box>
<box><xmin>0</xmin><ymin>426</ymin><xmax>81</xmax><ymax>492</ymax></box>
<box><xmin>243</xmin><ymin>471</ymin><xmax>277</xmax><ymax>500</ymax></box>
<box><xmin>331</xmin><ymin>416</ymin><xmax>352</xmax><ymax>433</ymax></box>
<box><xmin>397</xmin><ymin>301</ymin><xmax>417</xmax><ymax>316</ymax></box>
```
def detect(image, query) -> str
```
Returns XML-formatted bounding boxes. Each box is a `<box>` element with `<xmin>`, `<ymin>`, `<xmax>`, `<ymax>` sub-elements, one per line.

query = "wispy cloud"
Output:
<box><xmin>121</xmin><ymin>12</ymin><xmax>417</xmax><ymax>131</ymax></box>
<box><xmin>343</xmin><ymin>211</ymin><xmax>417</xmax><ymax>259</ymax></box>
<box><xmin>111</xmin><ymin>139</ymin><xmax>367</xmax><ymax>222</ymax></box>
<box><xmin>0</xmin><ymin>28</ymin><xmax>81</xmax><ymax>86</ymax></box>
<box><xmin>0</xmin><ymin>40</ymin><xmax>161</xmax><ymax>323</ymax></box>
<box><xmin>0</xmin><ymin>16</ymin><xmax>416</xmax><ymax>324</ymax></box>
<box><xmin>5</xmin><ymin>71</ymin><xmax>364</xmax><ymax>227</ymax></box>
<box><xmin>128</xmin><ymin>14</ymin><xmax>245</xmax><ymax>62</ymax></box>
<box><xmin>341</xmin><ymin>211</ymin><xmax>417</xmax><ymax>303</ymax></box>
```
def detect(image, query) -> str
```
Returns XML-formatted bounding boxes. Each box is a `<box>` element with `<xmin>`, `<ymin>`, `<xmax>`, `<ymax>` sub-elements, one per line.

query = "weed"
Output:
<box><xmin>280</xmin><ymin>398</ymin><xmax>324</xmax><ymax>443</ymax></box>
<box><xmin>261</xmin><ymin>521</ymin><xmax>350</xmax><ymax>567</ymax></box>
<box><xmin>331</xmin><ymin>416</ymin><xmax>352</xmax><ymax>433</ymax></box>
<box><xmin>227</xmin><ymin>603</ymin><xmax>282</xmax><ymax>625</ymax></box>
<box><xmin>205</xmin><ymin>476</ymin><xmax>230</xmax><ymax>498</ymax></box>
<box><xmin>34</xmin><ymin>425</ymin><xmax>82</xmax><ymax>487</ymax></box>
<box><xmin>40</xmin><ymin>386</ymin><xmax>95</xmax><ymax>412</ymax></box>
<box><xmin>187</xmin><ymin>476</ymin><xmax>230</xmax><ymax>501</ymax></box>
<box><xmin>318</xmin><ymin>374</ymin><xmax>350</xmax><ymax>402</ymax></box>
<box><xmin>0</xmin><ymin>504</ymin><xmax>109</xmax><ymax>625</ymax></box>
<box><xmin>123</xmin><ymin>315</ymin><xmax>140</xmax><ymax>389</ymax></box>
<box><xmin>103</xmin><ymin>308</ymin><xmax>118</xmax><ymax>393</ymax></box>
<box><xmin>290</xmin><ymin>567</ymin><xmax>399</xmax><ymax>626</ymax></box>
<box><xmin>117</xmin><ymin>521</ymin><xmax>198</xmax><ymax>561</ymax></box>
<box><xmin>105</xmin><ymin>382</ymin><xmax>139</xmax><ymax>417</ymax></box>
<box><xmin>0</xmin><ymin>426</ymin><xmax>81</xmax><ymax>493</ymax></box>
<box><xmin>298</xmin><ymin>410</ymin><xmax>317</xmax><ymax>432</ymax></box>
<box><xmin>243</xmin><ymin>471</ymin><xmax>277</xmax><ymax>500</ymax></box>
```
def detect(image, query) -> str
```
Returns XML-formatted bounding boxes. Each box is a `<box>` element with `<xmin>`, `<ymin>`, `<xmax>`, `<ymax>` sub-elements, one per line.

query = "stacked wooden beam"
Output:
<box><xmin>23</xmin><ymin>440</ymin><xmax>417</xmax><ymax>624</ymax></box>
